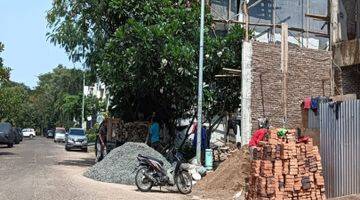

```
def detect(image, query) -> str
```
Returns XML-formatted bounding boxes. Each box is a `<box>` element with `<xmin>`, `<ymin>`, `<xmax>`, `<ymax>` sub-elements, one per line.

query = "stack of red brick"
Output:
<box><xmin>246</xmin><ymin>128</ymin><xmax>326</xmax><ymax>200</ymax></box>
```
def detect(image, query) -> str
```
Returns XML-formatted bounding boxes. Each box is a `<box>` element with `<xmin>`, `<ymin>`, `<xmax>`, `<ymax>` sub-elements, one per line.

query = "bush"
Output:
<box><xmin>86</xmin><ymin>127</ymin><xmax>98</xmax><ymax>143</ymax></box>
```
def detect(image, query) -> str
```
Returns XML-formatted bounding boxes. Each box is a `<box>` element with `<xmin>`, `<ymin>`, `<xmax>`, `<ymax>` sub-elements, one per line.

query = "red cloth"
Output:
<box><xmin>304</xmin><ymin>97</ymin><xmax>311</xmax><ymax>109</ymax></box>
<box><xmin>249</xmin><ymin>128</ymin><xmax>267</xmax><ymax>147</ymax></box>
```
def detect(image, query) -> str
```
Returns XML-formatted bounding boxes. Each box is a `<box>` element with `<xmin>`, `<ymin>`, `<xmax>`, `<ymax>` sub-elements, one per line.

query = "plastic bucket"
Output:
<box><xmin>205</xmin><ymin>148</ymin><xmax>213</xmax><ymax>170</ymax></box>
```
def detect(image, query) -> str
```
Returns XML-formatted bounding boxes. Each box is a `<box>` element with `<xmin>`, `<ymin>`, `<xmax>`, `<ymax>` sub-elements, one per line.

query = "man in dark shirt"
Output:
<box><xmin>97</xmin><ymin>120</ymin><xmax>107</xmax><ymax>162</ymax></box>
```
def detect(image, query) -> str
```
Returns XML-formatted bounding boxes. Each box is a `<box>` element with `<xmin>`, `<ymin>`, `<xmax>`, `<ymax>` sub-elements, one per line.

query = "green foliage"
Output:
<box><xmin>0</xmin><ymin>42</ymin><xmax>11</xmax><ymax>83</ymax></box>
<box><xmin>0</xmin><ymin>82</ymin><xmax>32</xmax><ymax>127</ymax></box>
<box><xmin>86</xmin><ymin>125</ymin><xmax>98</xmax><ymax>142</ymax></box>
<box><xmin>47</xmin><ymin>0</ymin><xmax>245</xmax><ymax>126</ymax></box>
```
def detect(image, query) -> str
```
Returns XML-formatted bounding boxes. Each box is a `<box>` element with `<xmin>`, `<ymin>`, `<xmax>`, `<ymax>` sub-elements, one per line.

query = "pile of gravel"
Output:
<box><xmin>84</xmin><ymin>142</ymin><xmax>171</xmax><ymax>185</ymax></box>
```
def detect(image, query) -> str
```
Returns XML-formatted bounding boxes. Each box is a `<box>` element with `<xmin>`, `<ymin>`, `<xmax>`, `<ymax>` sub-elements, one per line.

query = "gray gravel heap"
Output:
<box><xmin>84</xmin><ymin>142</ymin><xmax>171</xmax><ymax>185</ymax></box>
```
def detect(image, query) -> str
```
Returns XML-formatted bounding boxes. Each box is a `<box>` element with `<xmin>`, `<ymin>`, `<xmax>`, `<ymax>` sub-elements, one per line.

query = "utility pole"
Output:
<box><xmin>81</xmin><ymin>72</ymin><xmax>85</xmax><ymax>129</ymax></box>
<box><xmin>271</xmin><ymin>0</ymin><xmax>276</xmax><ymax>43</ymax></box>
<box><xmin>196</xmin><ymin>0</ymin><xmax>206</xmax><ymax>165</ymax></box>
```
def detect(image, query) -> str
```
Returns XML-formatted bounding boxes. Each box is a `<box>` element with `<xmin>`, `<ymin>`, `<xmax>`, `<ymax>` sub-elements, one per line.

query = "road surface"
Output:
<box><xmin>0</xmin><ymin>137</ymin><xmax>186</xmax><ymax>200</ymax></box>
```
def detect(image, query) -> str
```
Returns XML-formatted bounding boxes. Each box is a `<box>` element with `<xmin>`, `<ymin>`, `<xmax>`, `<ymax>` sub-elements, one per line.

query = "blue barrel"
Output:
<box><xmin>205</xmin><ymin>148</ymin><xmax>213</xmax><ymax>170</ymax></box>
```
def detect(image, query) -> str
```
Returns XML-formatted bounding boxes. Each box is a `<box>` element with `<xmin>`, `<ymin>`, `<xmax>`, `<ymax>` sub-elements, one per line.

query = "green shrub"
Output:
<box><xmin>86</xmin><ymin>127</ymin><xmax>98</xmax><ymax>142</ymax></box>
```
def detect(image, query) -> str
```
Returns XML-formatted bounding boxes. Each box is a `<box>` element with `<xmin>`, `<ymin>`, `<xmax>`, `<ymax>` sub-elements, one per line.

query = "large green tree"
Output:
<box><xmin>0</xmin><ymin>42</ymin><xmax>11</xmax><ymax>83</ymax></box>
<box><xmin>32</xmin><ymin>65</ymin><xmax>84</xmax><ymax>130</ymax></box>
<box><xmin>47</xmin><ymin>0</ymin><xmax>244</xmax><ymax>133</ymax></box>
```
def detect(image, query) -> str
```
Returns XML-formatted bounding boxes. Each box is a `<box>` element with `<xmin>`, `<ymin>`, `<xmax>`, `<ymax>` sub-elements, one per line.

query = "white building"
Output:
<box><xmin>84</xmin><ymin>81</ymin><xmax>107</xmax><ymax>101</ymax></box>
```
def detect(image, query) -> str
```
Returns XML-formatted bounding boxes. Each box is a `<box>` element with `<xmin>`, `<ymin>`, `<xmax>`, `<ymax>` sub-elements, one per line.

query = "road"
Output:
<box><xmin>0</xmin><ymin>137</ymin><xmax>186</xmax><ymax>200</ymax></box>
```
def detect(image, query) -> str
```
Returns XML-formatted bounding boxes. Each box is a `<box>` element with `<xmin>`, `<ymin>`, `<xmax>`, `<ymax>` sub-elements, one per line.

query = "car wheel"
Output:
<box><xmin>65</xmin><ymin>147</ymin><xmax>70</xmax><ymax>151</ymax></box>
<box><xmin>82</xmin><ymin>148</ymin><xmax>88</xmax><ymax>152</ymax></box>
<box><xmin>7</xmin><ymin>143</ymin><xmax>13</xmax><ymax>148</ymax></box>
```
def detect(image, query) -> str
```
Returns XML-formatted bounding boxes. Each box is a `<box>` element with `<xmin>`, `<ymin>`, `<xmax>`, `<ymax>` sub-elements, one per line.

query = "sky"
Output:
<box><xmin>0</xmin><ymin>1</ymin><xmax>79</xmax><ymax>88</ymax></box>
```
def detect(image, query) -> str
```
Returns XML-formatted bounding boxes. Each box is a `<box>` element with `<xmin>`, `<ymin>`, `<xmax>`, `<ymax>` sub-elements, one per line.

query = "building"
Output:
<box><xmin>84</xmin><ymin>80</ymin><xmax>107</xmax><ymax>101</ymax></box>
<box><xmin>331</xmin><ymin>0</ymin><xmax>360</xmax><ymax>98</ymax></box>
<box><xmin>211</xmin><ymin>0</ymin><xmax>329</xmax><ymax>49</ymax></box>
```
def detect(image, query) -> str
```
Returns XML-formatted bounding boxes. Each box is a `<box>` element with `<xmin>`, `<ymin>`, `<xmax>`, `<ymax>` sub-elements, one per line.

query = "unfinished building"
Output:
<box><xmin>332</xmin><ymin>0</ymin><xmax>360</xmax><ymax>98</ymax></box>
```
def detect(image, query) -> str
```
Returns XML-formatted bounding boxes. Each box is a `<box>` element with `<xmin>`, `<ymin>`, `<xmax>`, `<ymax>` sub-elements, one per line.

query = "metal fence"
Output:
<box><xmin>308</xmin><ymin>109</ymin><xmax>320</xmax><ymax>129</ymax></box>
<box><xmin>320</xmin><ymin>100</ymin><xmax>360</xmax><ymax>198</ymax></box>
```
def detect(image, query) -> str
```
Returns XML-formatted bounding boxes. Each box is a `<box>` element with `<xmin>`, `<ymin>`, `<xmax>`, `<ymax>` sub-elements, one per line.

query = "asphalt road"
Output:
<box><xmin>0</xmin><ymin>137</ymin><xmax>186</xmax><ymax>200</ymax></box>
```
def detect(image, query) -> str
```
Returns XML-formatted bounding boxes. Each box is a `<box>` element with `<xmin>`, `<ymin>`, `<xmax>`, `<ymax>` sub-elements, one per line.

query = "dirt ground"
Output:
<box><xmin>0</xmin><ymin>137</ymin><xmax>185</xmax><ymax>200</ymax></box>
<box><xmin>191</xmin><ymin>146</ymin><xmax>251</xmax><ymax>200</ymax></box>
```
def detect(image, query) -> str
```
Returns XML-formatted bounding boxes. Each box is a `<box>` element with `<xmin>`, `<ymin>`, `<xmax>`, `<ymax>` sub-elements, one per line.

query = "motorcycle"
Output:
<box><xmin>134</xmin><ymin>150</ymin><xmax>192</xmax><ymax>194</ymax></box>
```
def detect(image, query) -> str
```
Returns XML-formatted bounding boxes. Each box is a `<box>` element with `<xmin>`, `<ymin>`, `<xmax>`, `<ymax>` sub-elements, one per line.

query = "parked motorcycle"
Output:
<box><xmin>134</xmin><ymin>150</ymin><xmax>192</xmax><ymax>194</ymax></box>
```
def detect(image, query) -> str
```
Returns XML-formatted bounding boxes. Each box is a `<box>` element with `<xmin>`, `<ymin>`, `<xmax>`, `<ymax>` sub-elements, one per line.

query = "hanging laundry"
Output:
<box><xmin>329</xmin><ymin>101</ymin><xmax>341</xmax><ymax>120</ymax></box>
<box><xmin>304</xmin><ymin>97</ymin><xmax>311</xmax><ymax>109</ymax></box>
<box><xmin>311</xmin><ymin>97</ymin><xmax>319</xmax><ymax>113</ymax></box>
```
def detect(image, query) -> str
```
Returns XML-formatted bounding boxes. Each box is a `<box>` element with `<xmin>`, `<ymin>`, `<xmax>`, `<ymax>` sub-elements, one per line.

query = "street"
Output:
<box><xmin>0</xmin><ymin>137</ymin><xmax>185</xmax><ymax>200</ymax></box>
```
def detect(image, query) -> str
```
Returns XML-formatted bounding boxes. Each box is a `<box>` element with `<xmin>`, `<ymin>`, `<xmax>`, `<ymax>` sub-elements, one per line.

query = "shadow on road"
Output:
<box><xmin>58</xmin><ymin>157</ymin><xmax>95</xmax><ymax>167</ymax></box>
<box><xmin>135</xmin><ymin>188</ymin><xmax>180</xmax><ymax>194</ymax></box>
<box><xmin>0</xmin><ymin>151</ymin><xmax>16</xmax><ymax>156</ymax></box>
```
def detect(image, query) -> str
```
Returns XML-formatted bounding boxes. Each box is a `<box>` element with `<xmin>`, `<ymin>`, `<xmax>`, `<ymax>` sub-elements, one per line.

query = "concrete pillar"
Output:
<box><xmin>241</xmin><ymin>41</ymin><xmax>253</xmax><ymax>145</ymax></box>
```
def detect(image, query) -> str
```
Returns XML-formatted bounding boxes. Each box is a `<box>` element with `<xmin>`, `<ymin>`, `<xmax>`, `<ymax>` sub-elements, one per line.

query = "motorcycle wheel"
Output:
<box><xmin>175</xmin><ymin>171</ymin><xmax>192</xmax><ymax>194</ymax></box>
<box><xmin>135</xmin><ymin>167</ymin><xmax>153</xmax><ymax>192</ymax></box>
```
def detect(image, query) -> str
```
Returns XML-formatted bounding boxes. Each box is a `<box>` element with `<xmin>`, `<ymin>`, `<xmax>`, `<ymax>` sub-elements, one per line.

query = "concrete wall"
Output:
<box><xmin>249</xmin><ymin>41</ymin><xmax>332</xmax><ymax>131</ymax></box>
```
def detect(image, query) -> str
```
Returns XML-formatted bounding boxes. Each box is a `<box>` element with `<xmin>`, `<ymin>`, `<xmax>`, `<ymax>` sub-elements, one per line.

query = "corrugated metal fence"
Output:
<box><xmin>320</xmin><ymin>100</ymin><xmax>360</xmax><ymax>198</ymax></box>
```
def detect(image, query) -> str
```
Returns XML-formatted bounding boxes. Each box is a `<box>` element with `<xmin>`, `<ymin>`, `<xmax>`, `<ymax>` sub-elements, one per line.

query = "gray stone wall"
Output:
<box><xmin>250</xmin><ymin>41</ymin><xmax>332</xmax><ymax>131</ymax></box>
<box><xmin>340</xmin><ymin>65</ymin><xmax>360</xmax><ymax>98</ymax></box>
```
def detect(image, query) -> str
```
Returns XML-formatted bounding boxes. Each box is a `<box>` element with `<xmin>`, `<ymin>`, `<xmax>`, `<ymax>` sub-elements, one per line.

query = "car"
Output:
<box><xmin>0</xmin><ymin>123</ymin><xmax>16</xmax><ymax>148</ymax></box>
<box><xmin>22</xmin><ymin>128</ymin><xmax>36</xmax><ymax>139</ymax></box>
<box><xmin>13</xmin><ymin>128</ymin><xmax>22</xmax><ymax>144</ymax></box>
<box><xmin>17</xmin><ymin>128</ymin><xmax>23</xmax><ymax>142</ymax></box>
<box><xmin>54</xmin><ymin>127</ymin><xmax>66</xmax><ymax>143</ymax></box>
<box><xmin>65</xmin><ymin>128</ymin><xmax>87</xmax><ymax>152</ymax></box>
<box><xmin>47</xmin><ymin>130</ymin><xmax>55</xmax><ymax>138</ymax></box>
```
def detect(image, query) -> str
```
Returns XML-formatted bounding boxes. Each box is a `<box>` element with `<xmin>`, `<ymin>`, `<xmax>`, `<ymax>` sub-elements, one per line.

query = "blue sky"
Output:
<box><xmin>0</xmin><ymin>1</ymin><xmax>79</xmax><ymax>88</ymax></box>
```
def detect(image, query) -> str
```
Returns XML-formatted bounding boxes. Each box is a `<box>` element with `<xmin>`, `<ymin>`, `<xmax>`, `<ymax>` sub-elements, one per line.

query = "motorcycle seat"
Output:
<box><xmin>138</xmin><ymin>154</ymin><xmax>164</xmax><ymax>166</ymax></box>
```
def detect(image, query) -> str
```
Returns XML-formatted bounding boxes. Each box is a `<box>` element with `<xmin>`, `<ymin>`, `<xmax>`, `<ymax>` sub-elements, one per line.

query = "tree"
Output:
<box><xmin>31</xmin><ymin>65</ymin><xmax>84</xmax><ymax>130</ymax></box>
<box><xmin>0</xmin><ymin>42</ymin><xmax>11</xmax><ymax>83</ymax></box>
<box><xmin>0</xmin><ymin>82</ymin><xmax>32</xmax><ymax>127</ymax></box>
<box><xmin>47</xmin><ymin>0</ymin><xmax>244</xmax><ymax>134</ymax></box>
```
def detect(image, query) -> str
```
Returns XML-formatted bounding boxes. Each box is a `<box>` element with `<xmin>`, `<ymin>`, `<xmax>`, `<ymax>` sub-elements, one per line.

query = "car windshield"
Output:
<box><xmin>55</xmin><ymin>129</ymin><xmax>65</xmax><ymax>134</ymax></box>
<box><xmin>69</xmin><ymin>129</ymin><xmax>85</xmax><ymax>136</ymax></box>
<box><xmin>0</xmin><ymin>123</ymin><xmax>11</xmax><ymax>132</ymax></box>
<box><xmin>22</xmin><ymin>128</ymin><xmax>34</xmax><ymax>132</ymax></box>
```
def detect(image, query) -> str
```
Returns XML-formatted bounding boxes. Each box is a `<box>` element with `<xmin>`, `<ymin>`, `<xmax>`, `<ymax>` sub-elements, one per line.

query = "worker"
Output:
<box><xmin>149</xmin><ymin>116</ymin><xmax>161</xmax><ymax>152</ymax></box>
<box><xmin>97</xmin><ymin>119</ymin><xmax>107</xmax><ymax>162</ymax></box>
<box><xmin>248</xmin><ymin>118</ymin><xmax>269</xmax><ymax>159</ymax></box>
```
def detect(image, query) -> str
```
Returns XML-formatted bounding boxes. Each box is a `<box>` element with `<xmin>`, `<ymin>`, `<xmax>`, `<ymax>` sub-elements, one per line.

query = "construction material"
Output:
<box><xmin>193</xmin><ymin>146</ymin><xmax>251</xmax><ymax>200</ymax></box>
<box><xmin>246</xmin><ymin>128</ymin><xmax>326</xmax><ymax>200</ymax></box>
<box><xmin>114</xmin><ymin>121</ymin><xmax>148</xmax><ymax>143</ymax></box>
<box><xmin>213</xmin><ymin>144</ymin><xmax>238</xmax><ymax>162</ymax></box>
<box><xmin>84</xmin><ymin>142</ymin><xmax>171</xmax><ymax>185</ymax></box>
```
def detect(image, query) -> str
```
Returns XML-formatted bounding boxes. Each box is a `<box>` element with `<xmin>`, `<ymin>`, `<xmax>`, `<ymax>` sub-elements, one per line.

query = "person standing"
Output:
<box><xmin>96</xmin><ymin>119</ymin><xmax>107</xmax><ymax>162</ymax></box>
<box><xmin>149</xmin><ymin>116</ymin><xmax>161</xmax><ymax>152</ymax></box>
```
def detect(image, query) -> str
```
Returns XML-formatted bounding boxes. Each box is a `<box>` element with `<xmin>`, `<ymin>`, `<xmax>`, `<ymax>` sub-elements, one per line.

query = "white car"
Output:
<box><xmin>22</xmin><ymin>128</ymin><xmax>36</xmax><ymax>139</ymax></box>
<box><xmin>54</xmin><ymin>128</ymin><xmax>66</xmax><ymax>143</ymax></box>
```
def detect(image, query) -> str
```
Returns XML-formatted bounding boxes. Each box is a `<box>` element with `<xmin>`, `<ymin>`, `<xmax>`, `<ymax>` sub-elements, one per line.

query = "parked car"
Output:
<box><xmin>0</xmin><ymin>123</ymin><xmax>16</xmax><ymax>148</ymax></box>
<box><xmin>22</xmin><ymin>128</ymin><xmax>36</xmax><ymax>139</ymax></box>
<box><xmin>54</xmin><ymin>127</ymin><xmax>66</xmax><ymax>143</ymax></box>
<box><xmin>17</xmin><ymin>128</ymin><xmax>23</xmax><ymax>142</ymax></box>
<box><xmin>47</xmin><ymin>130</ymin><xmax>55</xmax><ymax>138</ymax></box>
<box><xmin>65</xmin><ymin>128</ymin><xmax>87</xmax><ymax>152</ymax></box>
<box><xmin>13</xmin><ymin>128</ymin><xmax>22</xmax><ymax>144</ymax></box>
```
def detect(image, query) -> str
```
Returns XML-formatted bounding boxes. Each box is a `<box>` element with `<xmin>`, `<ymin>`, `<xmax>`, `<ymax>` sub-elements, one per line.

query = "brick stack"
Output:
<box><xmin>246</xmin><ymin>128</ymin><xmax>326</xmax><ymax>200</ymax></box>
